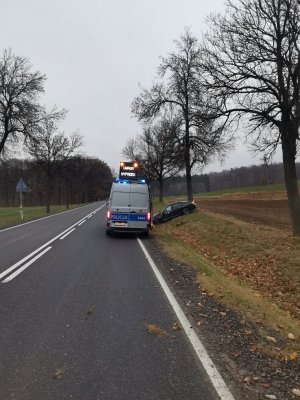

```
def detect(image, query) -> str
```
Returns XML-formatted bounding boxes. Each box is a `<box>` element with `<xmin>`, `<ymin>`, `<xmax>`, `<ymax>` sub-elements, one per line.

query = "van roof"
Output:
<box><xmin>112</xmin><ymin>182</ymin><xmax>149</xmax><ymax>194</ymax></box>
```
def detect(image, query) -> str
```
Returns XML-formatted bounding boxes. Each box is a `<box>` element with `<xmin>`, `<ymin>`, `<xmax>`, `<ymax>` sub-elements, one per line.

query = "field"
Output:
<box><xmin>153</xmin><ymin>186</ymin><xmax>300</xmax><ymax>354</ymax></box>
<box><xmin>200</xmin><ymin>190</ymin><xmax>289</xmax><ymax>229</ymax></box>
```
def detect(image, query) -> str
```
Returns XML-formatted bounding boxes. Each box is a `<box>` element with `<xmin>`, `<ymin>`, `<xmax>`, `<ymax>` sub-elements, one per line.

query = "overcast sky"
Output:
<box><xmin>1</xmin><ymin>0</ymin><xmax>282</xmax><ymax>173</ymax></box>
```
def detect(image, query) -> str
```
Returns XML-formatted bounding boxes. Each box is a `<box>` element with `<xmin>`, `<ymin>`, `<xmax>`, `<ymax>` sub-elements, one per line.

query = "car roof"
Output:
<box><xmin>166</xmin><ymin>201</ymin><xmax>189</xmax><ymax>205</ymax></box>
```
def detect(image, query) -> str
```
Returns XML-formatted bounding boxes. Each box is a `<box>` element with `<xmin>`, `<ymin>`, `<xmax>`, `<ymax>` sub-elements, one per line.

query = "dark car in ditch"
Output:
<box><xmin>153</xmin><ymin>201</ymin><xmax>196</xmax><ymax>224</ymax></box>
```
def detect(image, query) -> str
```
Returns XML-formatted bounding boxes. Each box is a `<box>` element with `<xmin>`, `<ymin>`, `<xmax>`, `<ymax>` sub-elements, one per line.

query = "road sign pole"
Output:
<box><xmin>20</xmin><ymin>191</ymin><xmax>24</xmax><ymax>221</ymax></box>
<box><xmin>16</xmin><ymin>178</ymin><xmax>27</xmax><ymax>221</ymax></box>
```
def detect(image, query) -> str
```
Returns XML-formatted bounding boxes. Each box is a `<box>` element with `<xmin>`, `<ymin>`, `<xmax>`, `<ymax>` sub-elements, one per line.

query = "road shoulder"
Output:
<box><xmin>142</xmin><ymin>235</ymin><xmax>299</xmax><ymax>400</ymax></box>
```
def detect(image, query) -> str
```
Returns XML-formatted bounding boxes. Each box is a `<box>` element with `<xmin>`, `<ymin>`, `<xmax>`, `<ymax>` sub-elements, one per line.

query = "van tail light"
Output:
<box><xmin>147</xmin><ymin>212</ymin><xmax>151</xmax><ymax>221</ymax></box>
<box><xmin>106</xmin><ymin>210</ymin><xmax>111</xmax><ymax>220</ymax></box>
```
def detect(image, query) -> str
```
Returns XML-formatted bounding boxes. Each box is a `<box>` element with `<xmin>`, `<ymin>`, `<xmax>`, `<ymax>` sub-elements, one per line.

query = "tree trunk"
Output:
<box><xmin>66</xmin><ymin>186</ymin><xmax>70</xmax><ymax>209</ymax></box>
<box><xmin>184</xmin><ymin>117</ymin><xmax>193</xmax><ymax>201</ymax></box>
<box><xmin>186</xmin><ymin>163</ymin><xmax>193</xmax><ymax>201</ymax></box>
<box><xmin>282</xmin><ymin>136</ymin><xmax>300</xmax><ymax>236</ymax></box>
<box><xmin>159</xmin><ymin>178</ymin><xmax>163</xmax><ymax>202</ymax></box>
<box><xmin>46</xmin><ymin>171</ymin><xmax>51</xmax><ymax>214</ymax></box>
<box><xmin>0</xmin><ymin>120</ymin><xmax>9</xmax><ymax>155</ymax></box>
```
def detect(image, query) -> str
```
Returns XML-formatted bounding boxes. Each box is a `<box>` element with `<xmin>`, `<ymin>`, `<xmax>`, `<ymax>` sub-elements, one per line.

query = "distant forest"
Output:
<box><xmin>151</xmin><ymin>162</ymin><xmax>300</xmax><ymax>197</ymax></box>
<box><xmin>2</xmin><ymin>159</ymin><xmax>299</xmax><ymax>207</ymax></box>
<box><xmin>0</xmin><ymin>157</ymin><xmax>112</xmax><ymax>207</ymax></box>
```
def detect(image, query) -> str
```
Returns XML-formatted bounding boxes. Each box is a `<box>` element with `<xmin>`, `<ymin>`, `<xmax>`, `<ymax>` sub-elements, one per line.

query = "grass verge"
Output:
<box><xmin>0</xmin><ymin>205</ymin><xmax>83</xmax><ymax>229</ymax></box>
<box><xmin>153</xmin><ymin>206</ymin><xmax>300</xmax><ymax>356</ymax></box>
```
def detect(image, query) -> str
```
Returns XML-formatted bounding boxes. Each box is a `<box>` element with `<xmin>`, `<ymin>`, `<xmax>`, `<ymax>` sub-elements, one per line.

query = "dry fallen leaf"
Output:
<box><xmin>266</xmin><ymin>336</ymin><xmax>277</xmax><ymax>344</ymax></box>
<box><xmin>145</xmin><ymin>324</ymin><xmax>168</xmax><ymax>337</ymax></box>
<box><xmin>53</xmin><ymin>367</ymin><xmax>65</xmax><ymax>380</ymax></box>
<box><xmin>288</xmin><ymin>333</ymin><xmax>295</xmax><ymax>340</ymax></box>
<box><xmin>292</xmin><ymin>388</ymin><xmax>300</xmax><ymax>397</ymax></box>
<box><xmin>249</xmin><ymin>344</ymin><xmax>258</xmax><ymax>352</ymax></box>
<box><xmin>219</xmin><ymin>311</ymin><xmax>226</xmax><ymax>317</ymax></box>
<box><xmin>289</xmin><ymin>352</ymin><xmax>298</xmax><ymax>361</ymax></box>
<box><xmin>85</xmin><ymin>306</ymin><xmax>95</xmax><ymax>316</ymax></box>
<box><xmin>207</xmin><ymin>291</ymin><xmax>215</xmax><ymax>297</ymax></box>
<box><xmin>280</xmin><ymin>354</ymin><xmax>288</xmax><ymax>362</ymax></box>
<box><xmin>172</xmin><ymin>322</ymin><xmax>182</xmax><ymax>331</ymax></box>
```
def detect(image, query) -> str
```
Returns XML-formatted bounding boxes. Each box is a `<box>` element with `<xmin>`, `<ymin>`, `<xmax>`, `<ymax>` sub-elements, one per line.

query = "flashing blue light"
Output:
<box><xmin>115</xmin><ymin>178</ymin><xmax>146</xmax><ymax>184</ymax></box>
<box><xmin>115</xmin><ymin>178</ymin><xmax>129</xmax><ymax>184</ymax></box>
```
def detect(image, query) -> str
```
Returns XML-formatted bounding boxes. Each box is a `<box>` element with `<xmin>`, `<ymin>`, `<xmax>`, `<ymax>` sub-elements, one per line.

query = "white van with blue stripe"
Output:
<box><xmin>106</xmin><ymin>179</ymin><xmax>151</xmax><ymax>235</ymax></box>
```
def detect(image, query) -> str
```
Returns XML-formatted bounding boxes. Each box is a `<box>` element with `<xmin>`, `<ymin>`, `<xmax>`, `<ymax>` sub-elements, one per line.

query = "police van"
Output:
<box><xmin>106</xmin><ymin>162</ymin><xmax>152</xmax><ymax>235</ymax></box>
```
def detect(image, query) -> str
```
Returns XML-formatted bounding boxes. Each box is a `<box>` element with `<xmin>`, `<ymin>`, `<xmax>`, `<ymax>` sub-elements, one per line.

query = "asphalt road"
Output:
<box><xmin>0</xmin><ymin>203</ymin><xmax>221</xmax><ymax>400</ymax></box>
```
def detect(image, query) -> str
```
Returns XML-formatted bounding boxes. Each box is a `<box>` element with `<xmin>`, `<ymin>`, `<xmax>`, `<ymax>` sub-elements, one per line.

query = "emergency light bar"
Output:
<box><xmin>115</xmin><ymin>178</ymin><xmax>146</xmax><ymax>184</ymax></box>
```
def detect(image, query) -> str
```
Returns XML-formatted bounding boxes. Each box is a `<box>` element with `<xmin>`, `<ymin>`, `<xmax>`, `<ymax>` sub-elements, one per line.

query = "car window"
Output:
<box><xmin>164</xmin><ymin>206</ymin><xmax>172</xmax><ymax>213</ymax></box>
<box><xmin>172</xmin><ymin>203</ymin><xmax>181</xmax><ymax>210</ymax></box>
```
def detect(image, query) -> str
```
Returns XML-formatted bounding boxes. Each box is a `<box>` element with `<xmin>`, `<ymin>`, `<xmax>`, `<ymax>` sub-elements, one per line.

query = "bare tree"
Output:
<box><xmin>27</xmin><ymin>110</ymin><xmax>83</xmax><ymax>213</ymax></box>
<box><xmin>202</xmin><ymin>0</ymin><xmax>300</xmax><ymax>235</ymax></box>
<box><xmin>122</xmin><ymin>138</ymin><xmax>142</xmax><ymax>164</ymax></box>
<box><xmin>0</xmin><ymin>49</ymin><xmax>46</xmax><ymax>157</ymax></box>
<box><xmin>123</xmin><ymin>117</ymin><xmax>182</xmax><ymax>201</ymax></box>
<box><xmin>132</xmin><ymin>29</ymin><xmax>229</xmax><ymax>201</ymax></box>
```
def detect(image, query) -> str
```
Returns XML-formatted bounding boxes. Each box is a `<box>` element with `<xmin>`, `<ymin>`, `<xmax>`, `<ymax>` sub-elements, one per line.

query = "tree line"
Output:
<box><xmin>150</xmin><ymin>162</ymin><xmax>300</xmax><ymax>197</ymax></box>
<box><xmin>0</xmin><ymin>49</ymin><xmax>112</xmax><ymax>211</ymax></box>
<box><xmin>127</xmin><ymin>0</ymin><xmax>300</xmax><ymax>236</ymax></box>
<box><xmin>0</xmin><ymin>156</ymin><xmax>112</xmax><ymax>208</ymax></box>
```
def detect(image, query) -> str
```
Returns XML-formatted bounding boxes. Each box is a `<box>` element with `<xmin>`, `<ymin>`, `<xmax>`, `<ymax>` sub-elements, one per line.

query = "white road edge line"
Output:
<box><xmin>137</xmin><ymin>238</ymin><xmax>235</xmax><ymax>400</ymax></box>
<box><xmin>78</xmin><ymin>220</ymin><xmax>86</xmax><ymax>226</ymax></box>
<box><xmin>0</xmin><ymin>202</ymin><xmax>99</xmax><ymax>233</ymax></box>
<box><xmin>0</xmin><ymin>204</ymin><xmax>107</xmax><ymax>281</ymax></box>
<box><xmin>2</xmin><ymin>247</ymin><xmax>52</xmax><ymax>283</ymax></box>
<box><xmin>59</xmin><ymin>228</ymin><xmax>76</xmax><ymax>240</ymax></box>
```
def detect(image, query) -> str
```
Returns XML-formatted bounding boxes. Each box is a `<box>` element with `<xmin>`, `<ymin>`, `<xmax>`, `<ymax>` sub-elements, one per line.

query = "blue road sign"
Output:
<box><xmin>16</xmin><ymin>178</ymin><xmax>27</xmax><ymax>193</ymax></box>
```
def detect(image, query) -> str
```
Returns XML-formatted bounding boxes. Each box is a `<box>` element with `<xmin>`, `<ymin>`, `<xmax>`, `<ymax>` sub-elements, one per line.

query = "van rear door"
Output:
<box><xmin>111</xmin><ymin>190</ymin><xmax>130</xmax><ymax>212</ymax></box>
<box><xmin>128</xmin><ymin>189</ymin><xmax>149</xmax><ymax>229</ymax></box>
<box><xmin>129</xmin><ymin>191</ymin><xmax>148</xmax><ymax>213</ymax></box>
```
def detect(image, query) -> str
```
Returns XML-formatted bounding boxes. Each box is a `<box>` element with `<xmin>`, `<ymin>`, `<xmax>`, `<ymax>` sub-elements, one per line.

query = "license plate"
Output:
<box><xmin>113</xmin><ymin>222</ymin><xmax>128</xmax><ymax>227</ymax></box>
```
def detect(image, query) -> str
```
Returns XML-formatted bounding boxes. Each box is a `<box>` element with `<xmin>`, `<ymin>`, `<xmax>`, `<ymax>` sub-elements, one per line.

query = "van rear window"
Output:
<box><xmin>129</xmin><ymin>193</ymin><xmax>148</xmax><ymax>208</ymax></box>
<box><xmin>112</xmin><ymin>192</ymin><xmax>130</xmax><ymax>207</ymax></box>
